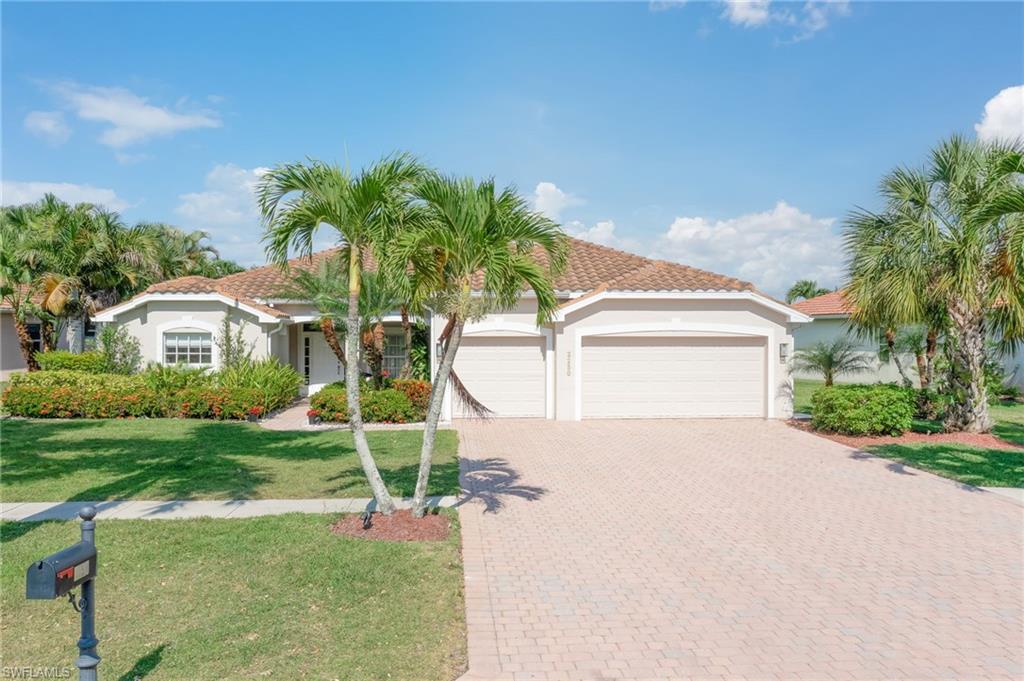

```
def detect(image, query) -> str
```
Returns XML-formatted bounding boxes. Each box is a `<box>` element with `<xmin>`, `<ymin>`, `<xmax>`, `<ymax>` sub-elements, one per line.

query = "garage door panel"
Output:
<box><xmin>454</xmin><ymin>336</ymin><xmax>546</xmax><ymax>418</ymax></box>
<box><xmin>581</xmin><ymin>336</ymin><xmax>765</xmax><ymax>418</ymax></box>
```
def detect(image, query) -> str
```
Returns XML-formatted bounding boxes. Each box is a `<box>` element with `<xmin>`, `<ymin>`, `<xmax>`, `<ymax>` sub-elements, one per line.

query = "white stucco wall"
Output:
<box><xmin>435</xmin><ymin>295</ymin><xmax>798</xmax><ymax>421</ymax></box>
<box><xmin>792</xmin><ymin>316</ymin><xmax>914</xmax><ymax>384</ymax></box>
<box><xmin>112</xmin><ymin>300</ymin><xmax>273</xmax><ymax>369</ymax></box>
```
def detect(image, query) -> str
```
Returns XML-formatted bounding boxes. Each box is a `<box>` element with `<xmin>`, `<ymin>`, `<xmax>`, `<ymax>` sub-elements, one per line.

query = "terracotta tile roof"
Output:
<box><xmin>791</xmin><ymin>289</ymin><xmax>852</xmax><ymax>316</ymax></box>
<box><xmin>0</xmin><ymin>284</ymin><xmax>46</xmax><ymax>310</ymax></box>
<box><xmin>114</xmin><ymin>237</ymin><xmax>781</xmax><ymax>318</ymax></box>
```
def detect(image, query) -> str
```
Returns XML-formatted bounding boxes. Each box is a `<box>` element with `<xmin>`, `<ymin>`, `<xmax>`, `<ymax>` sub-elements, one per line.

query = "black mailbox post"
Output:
<box><xmin>25</xmin><ymin>506</ymin><xmax>100</xmax><ymax>681</ymax></box>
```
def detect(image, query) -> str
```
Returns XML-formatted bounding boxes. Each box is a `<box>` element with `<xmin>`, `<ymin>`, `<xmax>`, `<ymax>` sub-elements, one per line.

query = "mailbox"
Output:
<box><xmin>26</xmin><ymin>540</ymin><xmax>97</xmax><ymax>600</ymax></box>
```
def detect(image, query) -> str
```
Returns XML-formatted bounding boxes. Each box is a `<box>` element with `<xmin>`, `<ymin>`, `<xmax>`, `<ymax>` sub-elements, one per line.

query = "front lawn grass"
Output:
<box><xmin>0</xmin><ymin>514</ymin><xmax>466</xmax><ymax>680</ymax></box>
<box><xmin>0</xmin><ymin>419</ymin><xmax>459</xmax><ymax>502</ymax></box>
<box><xmin>793</xmin><ymin>378</ymin><xmax>825</xmax><ymax>414</ymax></box>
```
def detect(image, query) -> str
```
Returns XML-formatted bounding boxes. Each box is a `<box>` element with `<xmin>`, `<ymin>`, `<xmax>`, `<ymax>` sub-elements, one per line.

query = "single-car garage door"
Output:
<box><xmin>453</xmin><ymin>336</ymin><xmax>546</xmax><ymax>417</ymax></box>
<box><xmin>581</xmin><ymin>336</ymin><xmax>766</xmax><ymax>418</ymax></box>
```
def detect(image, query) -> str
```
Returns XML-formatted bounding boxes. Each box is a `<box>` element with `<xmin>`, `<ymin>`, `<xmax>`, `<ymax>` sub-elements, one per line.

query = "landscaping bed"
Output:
<box><xmin>789</xmin><ymin>418</ymin><xmax>1023</xmax><ymax>451</ymax></box>
<box><xmin>0</xmin><ymin>419</ymin><xmax>459</xmax><ymax>502</ymax></box>
<box><xmin>0</xmin><ymin>514</ymin><xmax>466</xmax><ymax>680</ymax></box>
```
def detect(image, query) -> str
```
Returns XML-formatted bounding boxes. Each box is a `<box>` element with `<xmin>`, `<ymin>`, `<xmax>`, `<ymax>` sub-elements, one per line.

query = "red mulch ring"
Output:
<box><xmin>788</xmin><ymin>419</ymin><xmax>1024</xmax><ymax>451</ymax></box>
<box><xmin>330</xmin><ymin>509</ymin><xmax>451</xmax><ymax>542</ymax></box>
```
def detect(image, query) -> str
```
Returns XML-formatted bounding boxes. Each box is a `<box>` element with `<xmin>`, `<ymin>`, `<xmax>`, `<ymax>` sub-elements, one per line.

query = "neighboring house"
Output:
<box><xmin>82</xmin><ymin>238</ymin><xmax>810</xmax><ymax>420</ymax></box>
<box><xmin>0</xmin><ymin>291</ymin><xmax>72</xmax><ymax>381</ymax></box>
<box><xmin>792</xmin><ymin>289</ymin><xmax>1024</xmax><ymax>387</ymax></box>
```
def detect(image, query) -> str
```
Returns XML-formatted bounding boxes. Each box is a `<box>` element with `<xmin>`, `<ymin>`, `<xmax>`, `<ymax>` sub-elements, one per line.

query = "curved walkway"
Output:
<box><xmin>455</xmin><ymin>418</ymin><xmax>1023</xmax><ymax>680</ymax></box>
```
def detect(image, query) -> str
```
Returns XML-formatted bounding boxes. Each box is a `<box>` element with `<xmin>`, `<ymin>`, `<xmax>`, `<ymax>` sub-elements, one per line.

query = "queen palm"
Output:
<box><xmin>259</xmin><ymin>154</ymin><xmax>423</xmax><ymax>515</ymax></box>
<box><xmin>388</xmin><ymin>173</ymin><xmax>567</xmax><ymax>518</ymax></box>
<box><xmin>845</xmin><ymin>135</ymin><xmax>1024</xmax><ymax>432</ymax></box>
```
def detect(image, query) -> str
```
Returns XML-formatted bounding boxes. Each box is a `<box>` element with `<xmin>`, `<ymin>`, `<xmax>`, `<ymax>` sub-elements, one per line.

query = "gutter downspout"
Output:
<box><xmin>268</xmin><ymin>321</ymin><xmax>286</xmax><ymax>359</ymax></box>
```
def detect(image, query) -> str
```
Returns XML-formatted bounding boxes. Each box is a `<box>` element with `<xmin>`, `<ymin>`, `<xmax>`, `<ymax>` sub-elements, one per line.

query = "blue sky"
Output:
<box><xmin>3</xmin><ymin>1</ymin><xmax>1022</xmax><ymax>296</ymax></box>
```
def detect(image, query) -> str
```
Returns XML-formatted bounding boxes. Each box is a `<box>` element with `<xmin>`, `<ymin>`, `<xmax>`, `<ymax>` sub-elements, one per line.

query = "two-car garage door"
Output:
<box><xmin>581</xmin><ymin>336</ymin><xmax>766</xmax><ymax>418</ymax></box>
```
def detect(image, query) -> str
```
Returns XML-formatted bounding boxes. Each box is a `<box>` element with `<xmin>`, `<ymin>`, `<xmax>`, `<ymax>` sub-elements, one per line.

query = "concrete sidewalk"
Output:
<box><xmin>0</xmin><ymin>496</ymin><xmax>459</xmax><ymax>522</ymax></box>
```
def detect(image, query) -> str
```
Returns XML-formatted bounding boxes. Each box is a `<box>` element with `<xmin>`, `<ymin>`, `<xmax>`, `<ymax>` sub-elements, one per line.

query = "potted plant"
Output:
<box><xmin>307</xmin><ymin>408</ymin><xmax>321</xmax><ymax>425</ymax></box>
<box><xmin>247</xmin><ymin>405</ymin><xmax>264</xmax><ymax>423</ymax></box>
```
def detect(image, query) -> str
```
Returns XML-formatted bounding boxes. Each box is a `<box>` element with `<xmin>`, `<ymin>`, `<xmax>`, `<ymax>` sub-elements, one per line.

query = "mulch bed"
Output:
<box><xmin>788</xmin><ymin>419</ymin><xmax>1024</xmax><ymax>451</ymax></box>
<box><xmin>330</xmin><ymin>510</ymin><xmax>451</xmax><ymax>542</ymax></box>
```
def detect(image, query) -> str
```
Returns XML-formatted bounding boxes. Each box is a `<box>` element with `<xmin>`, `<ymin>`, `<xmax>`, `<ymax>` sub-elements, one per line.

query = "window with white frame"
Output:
<box><xmin>383</xmin><ymin>333</ymin><xmax>406</xmax><ymax>378</ymax></box>
<box><xmin>164</xmin><ymin>332</ymin><xmax>212</xmax><ymax>366</ymax></box>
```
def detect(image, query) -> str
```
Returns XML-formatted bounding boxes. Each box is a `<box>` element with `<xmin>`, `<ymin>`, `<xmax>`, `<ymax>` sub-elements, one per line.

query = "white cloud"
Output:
<box><xmin>975</xmin><ymin>85</ymin><xmax>1024</xmax><ymax>143</ymax></box>
<box><xmin>722</xmin><ymin>0</ymin><xmax>771</xmax><ymax>26</ymax></box>
<box><xmin>46</xmin><ymin>81</ymin><xmax>220</xmax><ymax>148</ymax></box>
<box><xmin>24</xmin><ymin>111</ymin><xmax>71</xmax><ymax>145</ymax></box>
<box><xmin>532</xmin><ymin>182</ymin><xmax>584</xmax><ymax>222</ymax></box>
<box><xmin>720</xmin><ymin>0</ymin><xmax>849</xmax><ymax>41</ymax></box>
<box><xmin>0</xmin><ymin>180</ymin><xmax>128</xmax><ymax>212</ymax></box>
<box><xmin>176</xmin><ymin>163</ymin><xmax>338</xmax><ymax>265</ymax></box>
<box><xmin>564</xmin><ymin>219</ymin><xmax>643</xmax><ymax>252</ymax></box>
<box><xmin>654</xmin><ymin>200</ymin><xmax>842</xmax><ymax>296</ymax></box>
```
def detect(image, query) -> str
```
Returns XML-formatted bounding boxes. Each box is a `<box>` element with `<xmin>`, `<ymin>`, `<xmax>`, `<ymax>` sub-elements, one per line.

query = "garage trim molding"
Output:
<box><xmin>444</xmin><ymin>319</ymin><xmax>555</xmax><ymax>419</ymax></box>
<box><xmin>554</xmin><ymin>291</ymin><xmax>811</xmax><ymax>324</ymax></box>
<box><xmin>572</xmin><ymin>321</ymin><xmax>776</xmax><ymax>421</ymax></box>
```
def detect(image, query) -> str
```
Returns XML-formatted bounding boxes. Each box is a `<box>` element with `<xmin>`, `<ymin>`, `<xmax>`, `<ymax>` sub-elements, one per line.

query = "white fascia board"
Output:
<box><xmin>93</xmin><ymin>293</ymin><xmax>281</xmax><ymax>324</ymax></box>
<box><xmin>552</xmin><ymin>290</ymin><xmax>813</xmax><ymax>324</ymax></box>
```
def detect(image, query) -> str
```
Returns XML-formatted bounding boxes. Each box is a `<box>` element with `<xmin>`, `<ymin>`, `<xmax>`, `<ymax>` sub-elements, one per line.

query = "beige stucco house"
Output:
<box><xmin>87</xmin><ymin>238</ymin><xmax>810</xmax><ymax>420</ymax></box>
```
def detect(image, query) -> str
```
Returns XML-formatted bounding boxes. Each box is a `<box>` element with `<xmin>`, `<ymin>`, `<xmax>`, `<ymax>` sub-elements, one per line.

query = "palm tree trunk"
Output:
<box><xmin>915</xmin><ymin>353</ymin><xmax>928</xmax><ymax>390</ymax></box>
<box><xmin>345</xmin><ymin>251</ymin><xmax>396</xmax><ymax>515</ymax></box>
<box><xmin>944</xmin><ymin>303</ymin><xmax>992</xmax><ymax>433</ymax></box>
<box><xmin>925</xmin><ymin>327</ymin><xmax>938</xmax><ymax>388</ymax></box>
<box><xmin>14</xmin><ymin>317</ymin><xmax>40</xmax><ymax>371</ymax></box>
<box><xmin>885</xmin><ymin>329</ymin><xmax>912</xmax><ymax>388</ymax></box>
<box><xmin>41</xmin><ymin>319</ymin><xmax>56</xmax><ymax>353</ymax></box>
<box><xmin>67</xmin><ymin>312</ymin><xmax>86</xmax><ymax>354</ymax></box>
<box><xmin>320</xmin><ymin>318</ymin><xmax>346</xmax><ymax>367</ymax></box>
<box><xmin>399</xmin><ymin>305</ymin><xmax>413</xmax><ymax>379</ymax></box>
<box><xmin>411</xmin><ymin>316</ymin><xmax>464</xmax><ymax>518</ymax></box>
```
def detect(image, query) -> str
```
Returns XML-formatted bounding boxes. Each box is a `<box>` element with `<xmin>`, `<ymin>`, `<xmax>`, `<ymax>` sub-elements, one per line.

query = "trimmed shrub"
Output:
<box><xmin>391</xmin><ymin>379</ymin><xmax>432</xmax><ymax>413</ymax></box>
<box><xmin>1</xmin><ymin>381</ymin><xmax>163</xmax><ymax>418</ymax></box>
<box><xmin>216</xmin><ymin>358</ymin><xmax>301</xmax><ymax>413</ymax></box>
<box><xmin>310</xmin><ymin>383</ymin><xmax>424</xmax><ymax>423</ymax></box>
<box><xmin>36</xmin><ymin>351</ymin><xmax>108</xmax><ymax>373</ymax></box>
<box><xmin>141</xmin><ymin>364</ymin><xmax>212</xmax><ymax>392</ymax></box>
<box><xmin>811</xmin><ymin>384</ymin><xmax>915</xmax><ymax>436</ymax></box>
<box><xmin>173</xmin><ymin>387</ymin><xmax>267</xmax><ymax>420</ymax></box>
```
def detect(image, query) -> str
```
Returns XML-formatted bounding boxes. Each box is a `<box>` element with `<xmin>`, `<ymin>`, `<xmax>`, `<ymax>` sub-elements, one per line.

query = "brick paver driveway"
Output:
<box><xmin>455</xmin><ymin>419</ymin><xmax>1023</xmax><ymax>680</ymax></box>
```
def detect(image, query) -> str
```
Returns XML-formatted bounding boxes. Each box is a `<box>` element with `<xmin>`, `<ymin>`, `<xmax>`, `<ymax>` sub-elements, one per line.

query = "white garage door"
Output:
<box><xmin>581</xmin><ymin>336</ymin><xmax>766</xmax><ymax>418</ymax></box>
<box><xmin>453</xmin><ymin>336</ymin><xmax>546</xmax><ymax>417</ymax></box>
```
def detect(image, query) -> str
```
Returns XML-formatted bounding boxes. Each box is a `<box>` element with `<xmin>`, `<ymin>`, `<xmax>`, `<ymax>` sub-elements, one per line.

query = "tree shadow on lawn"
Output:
<box><xmin>856</xmin><ymin>443</ymin><xmax>1024</xmax><ymax>489</ymax></box>
<box><xmin>116</xmin><ymin>643</ymin><xmax>167</xmax><ymax>681</ymax></box>
<box><xmin>1</xmin><ymin>420</ymin><xmax>353</xmax><ymax>501</ymax></box>
<box><xmin>326</xmin><ymin>459</ymin><xmax>462</xmax><ymax>498</ymax></box>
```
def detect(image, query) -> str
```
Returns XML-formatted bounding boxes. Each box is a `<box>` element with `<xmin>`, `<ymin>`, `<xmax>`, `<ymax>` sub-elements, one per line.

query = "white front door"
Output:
<box><xmin>580</xmin><ymin>336</ymin><xmax>767</xmax><ymax>418</ymax></box>
<box><xmin>304</xmin><ymin>331</ymin><xmax>343</xmax><ymax>394</ymax></box>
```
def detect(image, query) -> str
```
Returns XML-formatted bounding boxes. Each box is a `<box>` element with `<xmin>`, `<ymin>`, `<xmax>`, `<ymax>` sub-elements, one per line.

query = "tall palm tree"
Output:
<box><xmin>276</xmin><ymin>255</ymin><xmax>350</xmax><ymax>368</ymax></box>
<box><xmin>259</xmin><ymin>154</ymin><xmax>423</xmax><ymax>515</ymax></box>
<box><xmin>845</xmin><ymin>135</ymin><xmax>1024</xmax><ymax>432</ymax></box>
<box><xmin>388</xmin><ymin>173</ymin><xmax>568</xmax><ymax>517</ymax></box>
<box><xmin>785</xmin><ymin>279</ymin><xmax>830</xmax><ymax>304</ymax></box>
<box><xmin>793</xmin><ymin>338</ymin><xmax>873</xmax><ymax>386</ymax></box>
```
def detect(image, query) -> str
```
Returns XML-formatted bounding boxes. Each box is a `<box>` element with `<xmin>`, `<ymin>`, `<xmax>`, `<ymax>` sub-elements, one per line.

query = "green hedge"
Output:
<box><xmin>2</xmin><ymin>365</ymin><xmax>299</xmax><ymax>420</ymax></box>
<box><xmin>309</xmin><ymin>380</ymin><xmax>429</xmax><ymax>423</ymax></box>
<box><xmin>811</xmin><ymin>384</ymin><xmax>915</xmax><ymax>436</ymax></box>
<box><xmin>36</xmin><ymin>351</ymin><xmax>109</xmax><ymax>373</ymax></box>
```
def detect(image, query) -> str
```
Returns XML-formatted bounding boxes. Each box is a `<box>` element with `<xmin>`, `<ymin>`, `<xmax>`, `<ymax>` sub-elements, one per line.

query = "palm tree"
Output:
<box><xmin>845</xmin><ymin>135</ymin><xmax>1024</xmax><ymax>432</ymax></box>
<box><xmin>785</xmin><ymin>279</ymin><xmax>830</xmax><ymax>304</ymax></box>
<box><xmin>0</xmin><ymin>205</ymin><xmax>45</xmax><ymax>370</ymax></box>
<box><xmin>388</xmin><ymin>173</ymin><xmax>568</xmax><ymax>517</ymax></box>
<box><xmin>276</xmin><ymin>255</ymin><xmax>350</xmax><ymax>367</ymax></box>
<box><xmin>259</xmin><ymin>154</ymin><xmax>423</xmax><ymax>515</ymax></box>
<box><xmin>793</xmin><ymin>338</ymin><xmax>873</xmax><ymax>386</ymax></box>
<box><xmin>34</xmin><ymin>199</ymin><xmax>159</xmax><ymax>352</ymax></box>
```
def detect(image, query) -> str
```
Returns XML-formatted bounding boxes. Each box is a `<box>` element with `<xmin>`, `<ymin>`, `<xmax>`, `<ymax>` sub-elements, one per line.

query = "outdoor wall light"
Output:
<box><xmin>780</xmin><ymin>342</ymin><xmax>790</xmax><ymax>362</ymax></box>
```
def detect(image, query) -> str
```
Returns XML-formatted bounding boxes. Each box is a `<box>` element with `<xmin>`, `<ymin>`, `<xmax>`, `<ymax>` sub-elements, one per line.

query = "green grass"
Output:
<box><xmin>793</xmin><ymin>378</ymin><xmax>825</xmax><ymax>414</ymax></box>
<box><xmin>0</xmin><ymin>514</ymin><xmax>466</xmax><ymax>680</ymax></box>
<box><xmin>795</xmin><ymin>379</ymin><xmax>1024</xmax><ymax>487</ymax></box>
<box><xmin>0</xmin><ymin>419</ymin><xmax>459</xmax><ymax>502</ymax></box>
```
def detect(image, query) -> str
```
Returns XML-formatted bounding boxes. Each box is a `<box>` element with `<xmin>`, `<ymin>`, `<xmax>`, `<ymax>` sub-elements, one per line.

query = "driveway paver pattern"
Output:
<box><xmin>455</xmin><ymin>418</ymin><xmax>1023</xmax><ymax>680</ymax></box>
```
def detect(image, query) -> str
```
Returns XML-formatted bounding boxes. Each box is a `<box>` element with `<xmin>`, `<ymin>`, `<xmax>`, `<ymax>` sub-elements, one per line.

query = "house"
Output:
<box><xmin>89</xmin><ymin>237</ymin><xmax>810</xmax><ymax>420</ymax></box>
<box><xmin>0</xmin><ymin>289</ymin><xmax>73</xmax><ymax>381</ymax></box>
<box><xmin>792</xmin><ymin>289</ymin><xmax>1024</xmax><ymax>387</ymax></box>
